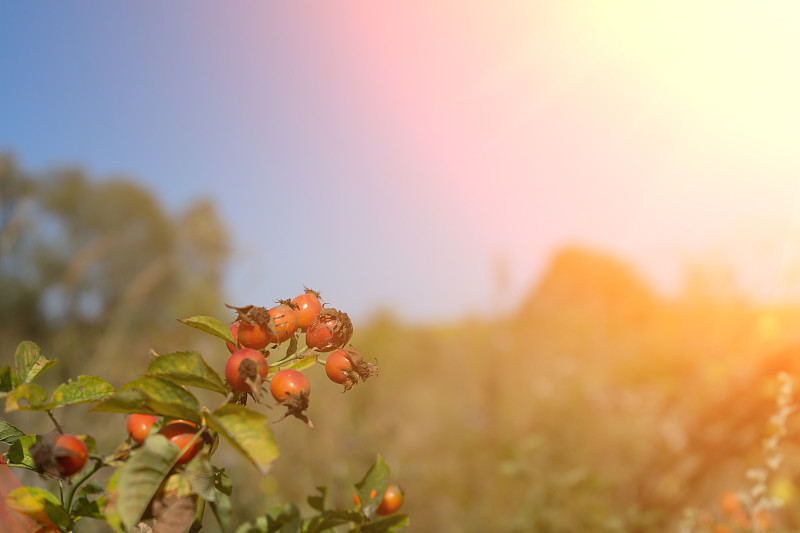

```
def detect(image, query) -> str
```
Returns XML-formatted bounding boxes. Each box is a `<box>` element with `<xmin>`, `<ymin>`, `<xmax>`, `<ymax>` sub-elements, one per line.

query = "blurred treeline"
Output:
<box><xmin>0</xmin><ymin>154</ymin><xmax>229</xmax><ymax>446</ymax></box>
<box><xmin>4</xmin><ymin>155</ymin><xmax>800</xmax><ymax>532</ymax></box>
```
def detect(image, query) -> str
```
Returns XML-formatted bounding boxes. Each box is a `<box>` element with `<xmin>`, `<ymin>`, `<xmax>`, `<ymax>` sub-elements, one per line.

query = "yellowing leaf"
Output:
<box><xmin>205</xmin><ymin>404</ymin><xmax>278</xmax><ymax>475</ymax></box>
<box><xmin>14</xmin><ymin>341</ymin><xmax>58</xmax><ymax>384</ymax></box>
<box><xmin>118</xmin><ymin>435</ymin><xmax>181</xmax><ymax>530</ymax></box>
<box><xmin>92</xmin><ymin>376</ymin><xmax>201</xmax><ymax>423</ymax></box>
<box><xmin>5</xmin><ymin>383</ymin><xmax>48</xmax><ymax>412</ymax></box>
<box><xmin>146</xmin><ymin>351</ymin><xmax>227</xmax><ymax>394</ymax></box>
<box><xmin>6</xmin><ymin>486</ymin><xmax>70</xmax><ymax>530</ymax></box>
<box><xmin>51</xmin><ymin>375</ymin><xmax>114</xmax><ymax>407</ymax></box>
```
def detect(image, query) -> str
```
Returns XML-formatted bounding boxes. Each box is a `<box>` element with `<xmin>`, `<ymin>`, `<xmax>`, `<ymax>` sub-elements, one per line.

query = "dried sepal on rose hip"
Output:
<box><xmin>270</xmin><ymin>369</ymin><xmax>313</xmax><ymax>428</ymax></box>
<box><xmin>325</xmin><ymin>347</ymin><xmax>378</xmax><ymax>392</ymax></box>
<box><xmin>31</xmin><ymin>432</ymin><xmax>89</xmax><ymax>478</ymax></box>
<box><xmin>344</xmin><ymin>346</ymin><xmax>378</xmax><ymax>381</ymax></box>
<box><xmin>225</xmin><ymin>304</ymin><xmax>279</xmax><ymax>349</ymax></box>
<box><xmin>305</xmin><ymin>308</ymin><xmax>354</xmax><ymax>352</ymax></box>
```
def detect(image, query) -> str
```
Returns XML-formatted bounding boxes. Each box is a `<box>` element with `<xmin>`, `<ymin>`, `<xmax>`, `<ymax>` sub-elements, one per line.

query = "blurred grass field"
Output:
<box><xmin>256</xmin><ymin>247</ymin><xmax>800</xmax><ymax>532</ymax></box>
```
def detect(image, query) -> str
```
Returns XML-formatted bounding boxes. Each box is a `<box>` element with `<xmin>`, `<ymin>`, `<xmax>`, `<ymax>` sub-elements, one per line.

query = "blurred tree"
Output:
<box><xmin>519</xmin><ymin>245</ymin><xmax>656</xmax><ymax>328</ymax></box>
<box><xmin>0</xmin><ymin>153</ymin><xmax>229</xmax><ymax>383</ymax></box>
<box><xmin>0</xmin><ymin>155</ymin><xmax>40</xmax><ymax>340</ymax></box>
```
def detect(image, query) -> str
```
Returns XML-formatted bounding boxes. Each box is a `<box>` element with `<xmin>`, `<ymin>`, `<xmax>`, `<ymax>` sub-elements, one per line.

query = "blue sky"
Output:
<box><xmin>0</xmin><ymin>4</ymin><xmax>437</xmax><ymax>321</ymax></box>
<box><xmin>4</xmin><ymin>3</ymin><xmax>800</xmax><ymax>322</ymax></box>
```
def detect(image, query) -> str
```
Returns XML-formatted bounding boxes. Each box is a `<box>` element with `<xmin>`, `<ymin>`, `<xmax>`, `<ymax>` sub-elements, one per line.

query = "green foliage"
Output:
<box><xmin>0</xmin><ymin>158</ymin><xmax>403</xmax><ymax>532</ymax></box>
<box><xmin>4</xmin><ymin>382</ymin><xmax>48</xmax><ymax>411</ymax></box>
<box><xmin>1</xmin><ymin>342</ymin><xmax>52</xmax><ymax>411</ymax></box>
<box><xmin>103</xmin><ymin>470</ymin><xmax>125</xmax><ymax>532</ymax></box>
<box><xmin>14</xmin><ymin>340</ymin><xmax>59</xmax><ymax>385</ymax></box>
<box><xmin>354</xmin><ymin>455</ymin><xmax>391</xmax><ymax>520</ymax></box>
<box><xmin>0</xmin><ymin>365</ymin><xmax>16</xmax><ymax>392</ymax></box>
<box><xmin>184</xmin><ymin>452</ymin><xmax>216</xmax><ymax>500</ymax></box>
<box><xmin>7</xmin><ymin>434</ymin><xmax>38</xmax><ymax>471</ymax></box>
<box><xmin>0</xmin><ymin>308</ymin><xmax>404</xmax><ymax>533</ymax></box>
<box><xmin>211</xmin><ymin>468</ymin><xmax>234</xmax><ymax>531</ymax></box>
<box><xmin>2</xmin><ymin>341</ymin><xmax>111</xmax><ymax>413</ymax></box>
<box><xmin>178</xmin><ymin>315</ymin><xmax>236</xmax><ymax>344</ymax></box>
<box><xmin>234</xmin><ymin>457</ymin><xmax>408</xmax><ymax>533</ymax></box>
<box><xmin>283</xmin><ymin>353</ymin><xmax>318</xmax><ymax>372</ymax></box>
<box><xmin>50</xmin><ymin>375</ymin><xmax>115</xmax><ymax>407</ymax></box>
<box><xmin>6</xmin><ymin>486</ymin><xmax>71</xmax><ymax>531</ymax></box>
<box><xmin>0</xmin><ymin>155</ymin><xmax>230</xmax><ymax>385</ymax></box>
<box><xmin>72</xmin><ymin>493</ymin><xmax>106</xmax><ymax>520</ymax></box>
<box><xmin>116</xmin><ymin>434</ymin><xmax>182</xmax><ymax>530</ymax></box>
<box><xmin>146</xmin><ymin>350</ymin><xmax>228</xmax><ymax>394</ymax></box>
<box><xmin>307</xmin><ymin>486</ymin><xmax>327</xmax><ymax>512</ymax></box>
<box><xmin>205</xmin><ymin>404</ymin><xmax>279</xmax><ymax>475</ymax></box>
<box><xmin>92</xmin><ymin>376</ymin><xmax>203</xmax><ymax>422</ymax></box>
<box><xmin>0</xmin><ymin>420</ymin><xmax>24</xmax><ymax>444</ymax></box>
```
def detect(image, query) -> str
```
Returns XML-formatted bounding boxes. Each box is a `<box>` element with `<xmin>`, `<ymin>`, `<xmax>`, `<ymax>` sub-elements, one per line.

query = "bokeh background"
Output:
<box><xmin>3</xmin><ymin>2</ymin><xmax>800</xmax><ymax>531</ymax></box>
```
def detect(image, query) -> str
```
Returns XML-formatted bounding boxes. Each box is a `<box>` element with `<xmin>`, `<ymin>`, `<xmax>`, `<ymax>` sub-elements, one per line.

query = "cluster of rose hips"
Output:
<box><xmin>119</xmin><ymin>288</ymin><xmax>377</xmax><ymax>464</ymax></box>
<box><xmin>223</xmin><ymin>288</ymin><xmax>378</xmax><ymax>424</ymax></box>
<box><xmin>24</xmin><ymin>287</ymin><xmax>399</xmax><ymax>519</ymax></box>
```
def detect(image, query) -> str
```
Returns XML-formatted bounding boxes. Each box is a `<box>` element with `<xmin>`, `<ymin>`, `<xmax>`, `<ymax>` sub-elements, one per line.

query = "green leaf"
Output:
<box><xmin>308</xmin><ymin>486</ymin><xmax>327</xmax><ymax>512</ymax></box>
<box><xmin>78</xmin><ymin>434</ymin><xmax>98</xmax><ymax>454</ymax></box>
<box><xmin>5</xmin><ymin>383</ymin><xmax>49</xmax><ymax>412</ymax></box>
<box><xmin>162</xmin><ymin>470</ymin><xmax>194</xmax><ymax>499</ymax></box>
<box><xmin>7</xmin><ymin>434</ymin><xmax>38</xmax><ymax>470</ymax></box>
<box><xmin>355</xmin><ymin>456</ymin><xmax>391</xmax><ymax>520</ymax></box>
<box><xmin>0</xmin><ymin>420</ymin><xmax>24</xmax><ymax>445</ymax></box>
<box><xmin>214</xmin><ymin>467</ymin><xmax>233</xmax><ymax>496</ymax></box>
<box><xmin>185</xmin><ymin>452</ymin><xmax>216</xmax><ymax>501</ymax></box>
<box><xmin>78</xmin><ymin>479</ymin><xmax>106</xmax><ymax>495</ymax></box>
<box><xmin>14</xmin><ymin>341</ymin><xmax>58</xmax><ymax>384</ymax></box>
<box><xmin>210</xmin><ymin>490</ymin><xmax>232</xmax><ymax>532</ymax></box>
<box><xmin>286</xmin><ymin>335</ymin><xmax>298</xmax><ymax>357</ymax></box>
<box><xmin>73</xmin><ymin>494</ymin><xmax>106</xmax><ymax>520</ymax></box>
<box><xmin>284</xmin><ymin>354</ymin><xmax>317</xmax><ymax>372</ymax></box>
<box><xmin>0</xmin><ymin>365</ymin><xmax>16</xmax><ymax>392</ymax></box>
<box><xmin>362</xmin><ymin>514</ymin><xmax>410</xmax><ymax>533</ymax></box>
<box><xmin>205</xmin><ymin>404</ymin><xmax>279</xmax><ymax>475</ymax></box>
<box><xmin>51</xmin><ymin>375</ymin><xmax>114</xmax><ymax>407</ymax></box>
<box><xmin>235</xmin><ymin>516</ymin><xmax>269</xmax><ymax>533</ymax></box>
<box><xmin>91</xmin><ymin>376</ymin><xmax>201</xmax><ymax>423</ymax></box>
<box><xmin>146</xmin><ymin>351</ymin><xmax>227</xmax><ymax>394</ymax></box>
<box><xmin>117</xmin><ymin>434</ymin><xmax>181</xmax><ymax>530</ymax></box>
<box><xmin>6</xmin><ymin>486</ymin><xmax>70</xmax><ymax>531</ymax></box>
<box><xmin>178</xmin><ymin>315</ymin><xmax>235</xmax><ymax>344</ymax></box>
<box><xmin>251</xmin><ymin>503</ymin><xmax>300</xmax><ymax>533</ymax></box>
<box><xmin>304</xmin><ymin>509</ymin><xmax>363</xmax><ymax>533</ymax></box>
<box><xmin>104</xmin><ymin>468</ymin><xmax>125</xmax><ymax>533</ymax></box>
